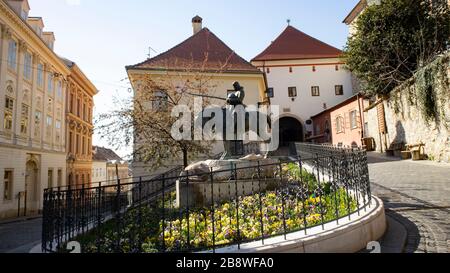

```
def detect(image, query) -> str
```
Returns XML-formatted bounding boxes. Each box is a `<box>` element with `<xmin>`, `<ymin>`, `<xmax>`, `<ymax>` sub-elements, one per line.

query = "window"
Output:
<box><xmin>69</xmin><ymin>132</ymin><xmax>73</xmax><ymax>153</ymax></box>
<box><xmin>88</xmin><ymin>107</ymin><xmax>92</xmax><ymax>122</ymax></box>
<box><xmin>288</xmin><ymin>87</ymin><xmax>297</xmax><ymax>97</ymax></box>
<box><xmin>335</xmin><ymin>85</ymin><xmax>344</xmax><ymax>96</ymax></box>
<box><xmin>266</xmin><ymin>88</ymin><xmax>274</xmax><ymax>98</ymax></box>
<box><xmin>47</xmin><ymin>73</ymin><xmax>53</xmax><ymax>94</ymax></box>
<box><xmin>69</xmin><ymin>94</ymin><xmax>74</xmax><ymax>113</ymax></box>
<box><xmin>37</xmin><ymin>64</ymin><xmax>44</xmax><ymax>87</ymax></box>
<box><xmin>56</xmin><ymin>81</ymin><xmax>62</xmax><ymax>99</ymax></box>
<box><xmin>266</xmin><ymin>67</ymin><xmax>270</xmax><ymax>73</ymax></box>
<box><xmin>82</xmin><ymin>136</ymin><xmax>86</xmax><ymax>155</ymax></box>
<box><xmin>77</xmin><ymin>98</ymin><xmax>81</xmax><ymax>116</ymax></box>
<box><xmin>3</xmin><ymin>170</ymin><xmax>13</xmax><ymax>201</ymax></box>
<box><xmin>350</xmin><ymin>110</ymin><xmax>358</xmax><ymax>129</ymax></box>
<box><xmin>48</xmin><ymin>169</ymin><xmax>53</xmax><ymax>188</ymax></box>
<box><xmin>336</xmin><ymin>116</ymin><xmax>344</xmax><ymax>133</ymax></box>
<box><xmin>4</xmin><ymin>97</ymin><xmax>14</xmax><ymax>130</ymax></box>
<box><xmin>152</xmin><ymin>91</ymin><xmax>168</xmax><ymax>111</ymax></box>
<box><xmin>76</xmin><ymin>134</ymin><xmax>80</xmax><ymax>154</ymax></box>
<box><xmin>46</xmin><ymin>116</ymin><xmax>52</xmax><ymax>138</ymax></box>
<box><xmin>7</xmin><ymin>40</ymin><xmax>17</xmax><ymax>70</ymax></box>
<box><xmin>311</xmin><ymin>86</ymin><xmax>320</xmax><ymax>97</ymax></box>
<box><xmin>55</xmin><ymin>120</ymin><xmax>61</xmax><ymax>142</ymax></box>
<box><xmin>24</xmin><ymin>52</ymin><xmax>32</xmax><ymax>80</ymax></box>
<box><xmin>57</xmin><ymin>169</ymin><xmax>62</xmax><ymax>187</ymax></box>
<box><xmin>83</xmin><ymin>103</ymin><xmax>86</xmax><ymax>121</ymax></box>
<box><xmin>21</xmin><ymin>104</ymin><xmax>29</xmax><ymax>134</ymax></box>
<box><xmin>34</xmin><ymin>111</ymin><xmax>42</xmax><ymax>137</ymax></box>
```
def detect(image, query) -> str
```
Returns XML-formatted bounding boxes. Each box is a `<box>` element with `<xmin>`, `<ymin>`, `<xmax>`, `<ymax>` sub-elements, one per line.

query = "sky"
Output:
<box><xmin>27</xmin><ymin>0</ymin><xmax>359</xmax><ymax>158</ymax></box>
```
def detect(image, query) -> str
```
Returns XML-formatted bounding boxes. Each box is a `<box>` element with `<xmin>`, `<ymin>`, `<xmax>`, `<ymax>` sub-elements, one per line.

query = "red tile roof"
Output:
<box><xmin>127</xmin><ymin>28</ymin><xmax>261</xmax><ymax>74</ymax></box>
<box><xmin>252</xmin><ymin>26</ymin><xmax>343</xmax><ymax>62</ymax></box>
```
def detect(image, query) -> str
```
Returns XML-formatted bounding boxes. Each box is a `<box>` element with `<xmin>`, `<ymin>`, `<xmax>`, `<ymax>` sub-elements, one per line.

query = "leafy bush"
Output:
<box><xmin>344</xmin><ymin>0</ymin><xmax>450</xmax><ymax>96</ymax></box>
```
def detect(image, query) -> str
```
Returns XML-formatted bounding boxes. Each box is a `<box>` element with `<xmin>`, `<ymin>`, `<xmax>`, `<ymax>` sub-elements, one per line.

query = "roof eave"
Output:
<box><xmin>251</xmin><ymin>55</ymin><xmax>343</xmax><ymax>63</ymax></box>
<box><xmin>343</xmin><ymin>0</ymin><xmax>367</xmax><ymax>24</ymax></box>
<box><xmin>126</xmin><ymin>66</ymin><xmax>263</xmax><ymax>75</ymax></box>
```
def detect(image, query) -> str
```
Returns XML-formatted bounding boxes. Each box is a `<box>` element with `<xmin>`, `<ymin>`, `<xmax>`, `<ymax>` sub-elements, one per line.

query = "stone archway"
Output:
<box><xmin>25</xmin><ymin>160</ymin><xmax>39</xmax><ymax>215</ymax></box>
<box><xmin>278</xmin><ymin>116</ymin><xmax>304</xmax><ymax>147</ymax></box>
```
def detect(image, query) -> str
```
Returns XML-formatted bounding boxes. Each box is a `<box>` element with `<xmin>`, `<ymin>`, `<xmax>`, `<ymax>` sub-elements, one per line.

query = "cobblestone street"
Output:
<box><xmin>0</xmin><ymin>152</ymin><xmax>448</xmax><ymax>253</ymax></box>
<box><xmin>368</xmin><ymin>153</ymin><xmax>450</xmax><ymax>253</ymax></box>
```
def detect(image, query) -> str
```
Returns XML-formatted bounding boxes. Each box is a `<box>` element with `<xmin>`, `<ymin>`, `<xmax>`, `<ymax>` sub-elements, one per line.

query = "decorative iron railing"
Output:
<box><xmin>42</xmin><ymin>144</ymin><xmax>371</xmax><ymax>253</ymax></box>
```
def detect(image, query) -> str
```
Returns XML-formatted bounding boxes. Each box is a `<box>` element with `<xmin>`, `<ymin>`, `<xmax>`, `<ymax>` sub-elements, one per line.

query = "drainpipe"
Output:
<box><xmin>357</xmin><ymin>94</ymin><xmax>364</xmax><ymax>140</ymax></box>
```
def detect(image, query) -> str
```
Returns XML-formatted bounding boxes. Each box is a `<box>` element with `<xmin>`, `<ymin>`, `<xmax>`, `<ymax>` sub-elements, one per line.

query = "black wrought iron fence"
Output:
<box><xmin>42</xmin><ymin>144</ymin><xmax>371</xmax><ymax>253</ymax></box>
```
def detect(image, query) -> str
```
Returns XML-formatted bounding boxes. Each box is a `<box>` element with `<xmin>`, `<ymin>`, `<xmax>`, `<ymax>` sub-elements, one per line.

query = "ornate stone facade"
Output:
<box><xmin>0</xmin><ymin>0</ymin><xmax>70</xmax><ymax>218</ymax></box>
<box><xmin>63</xmin><ymin>59</ymin><xmax>97</xmax><ymax>188</ymax></box>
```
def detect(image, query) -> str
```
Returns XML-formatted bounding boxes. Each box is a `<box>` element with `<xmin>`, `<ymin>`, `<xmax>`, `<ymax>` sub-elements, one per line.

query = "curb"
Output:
<box><xmin>0</xmin><ymin>216</ymin><xmax>42</xmax><ymax>226</ymax></box>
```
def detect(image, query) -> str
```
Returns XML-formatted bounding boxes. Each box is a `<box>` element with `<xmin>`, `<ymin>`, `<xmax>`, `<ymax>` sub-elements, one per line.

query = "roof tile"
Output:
<box><xmin>128</xmin><ymin>28</ymin><xmax>261</xmax><ymax>74</ymax></box>
<box><xmin>252</xmin><ymin>26</ymin><xmax>342</xmax><ymax>62</ymax></box>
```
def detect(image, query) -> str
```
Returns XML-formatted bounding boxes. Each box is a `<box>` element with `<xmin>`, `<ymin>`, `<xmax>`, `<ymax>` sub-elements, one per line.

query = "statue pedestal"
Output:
<box><xmin>176</xmin><ymin>156</ymin><xmax>280</xmax><ymax>208</ymax></box>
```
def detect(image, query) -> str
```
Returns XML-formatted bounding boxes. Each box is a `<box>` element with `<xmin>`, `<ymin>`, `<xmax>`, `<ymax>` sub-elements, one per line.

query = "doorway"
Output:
<box><xmin>278</xmin><ymin>117</ymin><xmax>304</xmax><ymax>147</ymax></box>
<box><xmin>25</xmin><ymin>160</ymin><xmax>39</xmax><ymax>215</ymax></box>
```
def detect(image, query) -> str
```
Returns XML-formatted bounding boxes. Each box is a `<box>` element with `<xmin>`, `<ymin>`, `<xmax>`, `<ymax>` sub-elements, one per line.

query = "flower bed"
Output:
<box><xmin>70</xmin><ymin>163</ymin><xmax>358</xmax><ymax>253</ymax></box>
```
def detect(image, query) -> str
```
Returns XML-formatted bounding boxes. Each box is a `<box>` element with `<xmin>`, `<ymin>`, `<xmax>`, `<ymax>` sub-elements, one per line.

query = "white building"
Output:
<box><xmin>92</xmin><ymin>146</ymin><xmax>129</xmax><ymax>186</ymax></box>
<box><xmin>0</xmin><ymin>0</ymin><xmax>70</xmax><ymax>219</ymax></box>
<box><xmin>251</xmin><ymin>25</ymin><xmax>354</xmax><ymax>146</ymax></box>
<box><xmin>91</xmin><ymin>160</ymin><xmax>107</xmax><ymax>184</ymax></box>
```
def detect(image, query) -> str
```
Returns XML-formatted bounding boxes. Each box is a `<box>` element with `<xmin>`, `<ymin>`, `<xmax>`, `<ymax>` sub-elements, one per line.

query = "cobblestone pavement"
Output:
<box><xmin>0</xmin><ymin>217</ymin><xmax>42</xmax><ymax>253</ymax></box>
<box><xmin>368</xmin><ymin>153</ymin><xmax>450</xmax><ymax>253</ymax></box>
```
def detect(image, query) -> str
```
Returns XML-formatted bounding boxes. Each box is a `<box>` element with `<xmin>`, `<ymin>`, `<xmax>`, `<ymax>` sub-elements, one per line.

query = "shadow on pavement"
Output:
<box><xmin>367</xmin><ymin>152</ymin><xmax>402</xmax><ymax>164</ymax></box>
<box><xmin>384</xmin><ymin>209</ymin><xmax>421</xmax><ymax>253</ymax></box>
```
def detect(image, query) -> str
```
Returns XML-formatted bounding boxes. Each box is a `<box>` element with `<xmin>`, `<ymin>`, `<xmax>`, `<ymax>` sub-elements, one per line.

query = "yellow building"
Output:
<box><xmin>0</xmin><ymin>0</ymin><xmax>70</xmax><ymax>218</ymax></box>
<box><xmin>62</xmin><ymin>58</ymin><xmax>97</xmax><ymax>189</ymax></box>
<box><xmin>126</xmin><ymin>16</ymin><xmax>268</xmax><ymax>176</ymax></box>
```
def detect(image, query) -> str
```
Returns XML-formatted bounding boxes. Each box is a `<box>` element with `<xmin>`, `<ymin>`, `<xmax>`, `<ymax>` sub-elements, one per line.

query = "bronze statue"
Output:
<box><xmin>226</xmin><ymin>81</ymin><xmax>245</xmax><ymax>106</ymax></box>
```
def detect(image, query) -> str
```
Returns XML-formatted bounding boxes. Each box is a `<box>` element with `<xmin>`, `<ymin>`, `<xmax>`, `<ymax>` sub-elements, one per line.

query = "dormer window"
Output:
<box><xmin>20</xmin><ymin>10</ymin><xmax>28</xmax><ymax>20</ymax></box>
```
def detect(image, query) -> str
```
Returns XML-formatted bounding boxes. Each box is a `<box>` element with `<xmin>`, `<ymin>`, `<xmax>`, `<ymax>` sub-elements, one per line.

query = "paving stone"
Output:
<box><xmin>368</xmin><ymin>153</ymin><xmax>450</xmax><ymax>253</ymax></box>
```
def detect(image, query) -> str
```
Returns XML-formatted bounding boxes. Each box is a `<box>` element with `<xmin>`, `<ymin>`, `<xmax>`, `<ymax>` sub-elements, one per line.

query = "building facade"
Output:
<box><xmin>310</xmin><ymin>95</ymin><xmax>368</xmax><ymax>148</ymax></box>
<box><xmin>251</xmin><ymin>25</ymin><xmax>354</xmax><ymax>147</ymax></box>
<box><xmin>92</xmin><ymin>146</ymin><xmax>129</xmax><ymax>186</ymax></box>
<box><xmin>63</xmin><ymin>58</ymin><xmax>97</xmax><ymax>189</ymax></box>
<box><xmin>126</xmin><ymin>16</ymin><xmax>268</xmax><ymax>177</ymax></box>
<box><xmin>0</xmin><ymin>0</ymin><xmax>70</xmax><ymax>218</ymax></box>
<box><xmin>91</xmin><ymin>159</ymin><xmax>107</xmax><ymax>184</ymax></box>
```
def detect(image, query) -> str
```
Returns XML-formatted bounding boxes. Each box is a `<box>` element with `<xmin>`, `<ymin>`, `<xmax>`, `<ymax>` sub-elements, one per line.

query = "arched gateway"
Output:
<box><xmin>277</xmin><ymin>117</ymin><xmax>304</xmax><ymax>147</ymax></box>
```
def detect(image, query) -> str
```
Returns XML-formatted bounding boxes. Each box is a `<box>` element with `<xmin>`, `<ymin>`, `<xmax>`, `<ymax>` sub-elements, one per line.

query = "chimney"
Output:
<box><xmin>192</xmin><ymin>15</ymin><xmax>203</xmax><ymax>35</ymax></box>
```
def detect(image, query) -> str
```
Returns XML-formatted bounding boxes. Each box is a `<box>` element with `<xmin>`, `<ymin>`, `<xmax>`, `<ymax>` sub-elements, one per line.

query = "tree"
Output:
<box><xmin>344</xmin><ymin>0</ymin><xmax>450</xmax><ymax>96</ymax></box>
<box><xmin>96</xmin><ymin>68</ymin><xmax>222</xmax><ymax>171</ymax></box>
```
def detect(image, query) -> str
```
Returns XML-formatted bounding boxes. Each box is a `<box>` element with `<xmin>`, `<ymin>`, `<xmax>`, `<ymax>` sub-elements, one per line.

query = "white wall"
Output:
<box><xmin>253</xmin><ymin>58</ymin><xmax>353</xmax><ymax>134</ymax></box>
<box><xmin>0</xmin><ymin>146</ymin><xmax>66</xmax><ymax>219</ymax></box>
<box><xmin>91</xmin><ymin>161</ymin><xmax>107</xmax><ymax>183</ymax></box>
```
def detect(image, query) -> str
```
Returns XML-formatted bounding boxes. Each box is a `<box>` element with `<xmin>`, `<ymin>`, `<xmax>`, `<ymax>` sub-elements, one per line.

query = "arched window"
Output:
<box><xmin>336</xmin><ymin>116</ymin><xmax>344</xmax><ymax>134</ymax></box>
